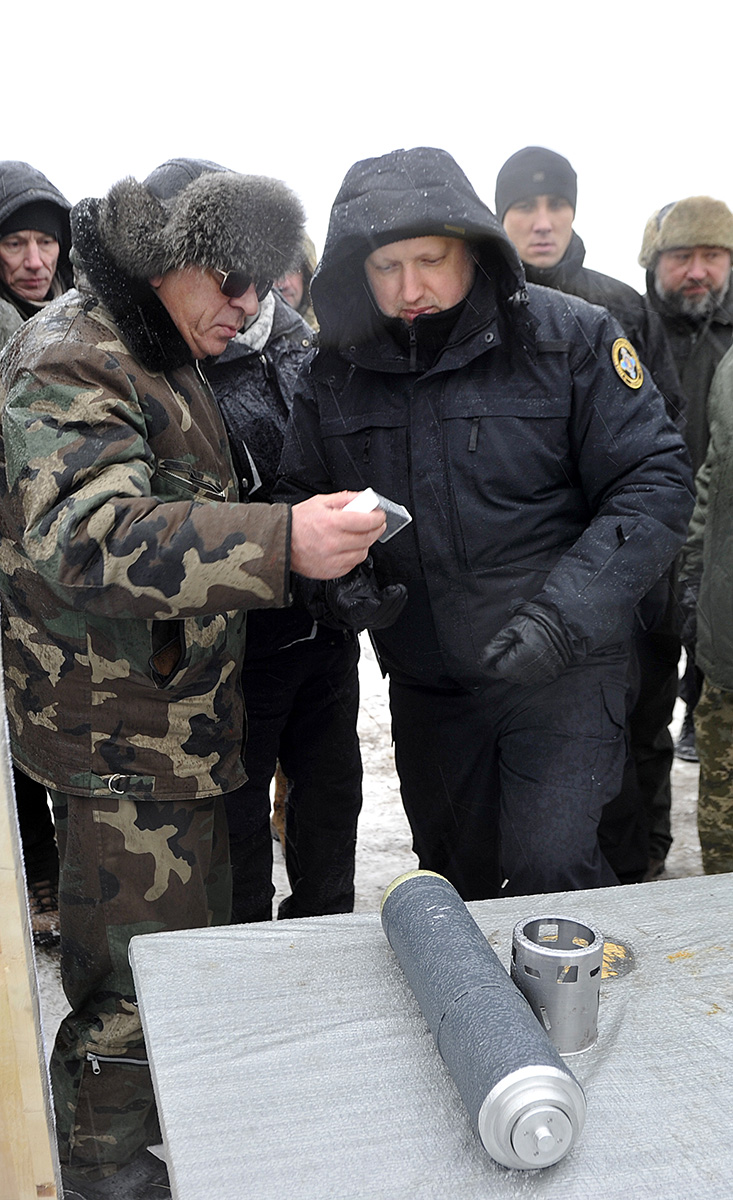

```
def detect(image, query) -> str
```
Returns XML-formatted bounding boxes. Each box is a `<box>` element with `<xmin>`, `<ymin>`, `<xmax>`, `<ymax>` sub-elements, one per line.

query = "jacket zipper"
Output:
<box><xmin>86</xmin><ymin>1051</ymin><xmax>149</xmax><ymax>1075</ymax></box>
<box><xmin>156</xmin><ymin>460</ymin><xmax>227</xmax><ymax>500</ymax></box>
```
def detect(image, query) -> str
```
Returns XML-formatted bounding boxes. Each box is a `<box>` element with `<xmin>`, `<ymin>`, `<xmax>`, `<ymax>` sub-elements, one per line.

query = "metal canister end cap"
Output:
<box><xmin>478</xmin><ymin>1065</ymin><xmax>586</xmax><ymax>1170</ymax></box>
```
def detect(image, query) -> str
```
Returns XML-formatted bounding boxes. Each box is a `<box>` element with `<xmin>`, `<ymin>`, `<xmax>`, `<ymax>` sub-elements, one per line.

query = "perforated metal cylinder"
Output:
<box><xmin>380</xmin><ymin>871</ymin><xmax>586</xmax><ymax>1170</ymax></box>
<box><xmin>511</xmin><ymin>916</ymin><xmax>604</xmax><ymax>1055</ymax></box>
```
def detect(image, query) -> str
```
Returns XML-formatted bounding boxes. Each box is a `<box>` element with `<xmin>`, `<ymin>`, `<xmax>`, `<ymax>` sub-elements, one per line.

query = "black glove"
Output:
<box><xmin>294</xmin><ymin>557</ymin><xmax>407</xmax><ymax>632</ymax></box>
<box><xmin>677</xmin><ymin>578</ymin><xmax>699</xmax><ymax>648</ymax></box>
<box><xmin>480</xmin><ymin>601</ymin><xmax>575</xmax><ymax>687</ymax></box>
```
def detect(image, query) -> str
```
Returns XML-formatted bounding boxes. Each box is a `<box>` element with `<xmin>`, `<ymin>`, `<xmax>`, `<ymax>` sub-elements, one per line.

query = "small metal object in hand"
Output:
<box><xmin>344</xmin><ymin>487</ymin><xmax>412</xmax><ymax>542</ymax></box>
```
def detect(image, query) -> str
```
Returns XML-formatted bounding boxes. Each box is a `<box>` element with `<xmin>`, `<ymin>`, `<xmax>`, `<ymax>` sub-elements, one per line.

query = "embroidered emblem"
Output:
<box><xmin>611</xmin><ymin>337</ymin><xmax>644</xmax><ymax>389</ymax></box>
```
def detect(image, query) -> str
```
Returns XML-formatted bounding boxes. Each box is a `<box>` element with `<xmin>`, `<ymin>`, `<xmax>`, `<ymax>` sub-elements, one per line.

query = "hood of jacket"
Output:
<box><xmin>311</xmin><ymin>147</ymin><xmax>526</xmax><ymax>349</ymax></box>
<box><xmin>0</xmin><ymin>160</ymin><xmax>72</xmax><ymax>244</ymax></box>
<box><xmin>0</xmin><ymin>160</ymin><xmax>73</xmax><ymax>306</ymax></box>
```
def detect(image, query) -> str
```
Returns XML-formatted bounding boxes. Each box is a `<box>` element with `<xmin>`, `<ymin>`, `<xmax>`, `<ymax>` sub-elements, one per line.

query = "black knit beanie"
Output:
<box><xmin>0</xmin><ymin>200</ymin><xmax>68</xmax><ymax>244</ymax></box>
<box><xmin>495</xmin><ymin>147</ymin><xmax>577</xmax><ymax>222</ymax></box>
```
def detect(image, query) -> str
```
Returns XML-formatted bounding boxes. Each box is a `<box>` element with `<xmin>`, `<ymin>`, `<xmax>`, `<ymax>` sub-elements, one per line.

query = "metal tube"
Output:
<box><xmin>380</xmin><ymin>870</ymin><xmax>586</xmax><ymax>1170</ymax></box>
<box><xmin>511</xmin><ymin>915</ymin><xmax>604</xmax><ymax>1054</ymax></box>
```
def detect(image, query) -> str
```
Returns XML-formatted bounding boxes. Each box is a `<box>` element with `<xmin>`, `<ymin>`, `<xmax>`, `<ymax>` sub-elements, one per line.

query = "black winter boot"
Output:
<box><xmin>674</xmin><ymin>708</ymin><xmax>698</xmax><ymax>763</ymax></box>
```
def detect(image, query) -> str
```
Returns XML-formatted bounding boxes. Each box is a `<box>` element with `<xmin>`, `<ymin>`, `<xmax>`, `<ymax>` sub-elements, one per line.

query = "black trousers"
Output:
<box><xmin>14</xmin><ymin>765</ymin><xmax>58</xmax><ymax>886</ymax></box>
<box><xmin>598</xmin><ymin>626</ymin><xmax>681</xmax><ymax>881</ymax></box>
<box><xmin>389</xmin><ymin>651</ymin><xmax>628</xmax><ymax>900</ymax></box>
<box><xmin>226</xmin><ymin>625</ymin><xmax>363</xmax><ymax>921</ymax></box>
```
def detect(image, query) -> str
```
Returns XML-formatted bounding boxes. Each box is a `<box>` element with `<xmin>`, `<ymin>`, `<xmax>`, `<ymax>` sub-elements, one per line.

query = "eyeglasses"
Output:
<box><xmin>212</xmin><ymin>268</ymin><xmax>272</xmax><ymax>302</ymax></box>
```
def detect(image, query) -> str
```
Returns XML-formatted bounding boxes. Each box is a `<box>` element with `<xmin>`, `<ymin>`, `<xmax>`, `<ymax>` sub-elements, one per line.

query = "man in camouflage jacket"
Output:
<box><xmin>0</xmin><ymin>168</ymin><xmax>384</xmax><ymax>1199</ymax></box>
<box><xmin>0</xmin><ymin>159</ymin><xmax>75</xmax><ymax>944</ymax></box>
<box><xmin>679</xmin><ymin>341</ymin><xmax>733</xmax><ymax>875</ymax></box>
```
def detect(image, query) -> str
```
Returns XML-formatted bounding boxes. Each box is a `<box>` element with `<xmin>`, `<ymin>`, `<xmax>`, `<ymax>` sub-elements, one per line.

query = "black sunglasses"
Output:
<box><xmin>213</xmin><ymin>269</ymin><xmax>272</xmax><ymax>302</ymax></box>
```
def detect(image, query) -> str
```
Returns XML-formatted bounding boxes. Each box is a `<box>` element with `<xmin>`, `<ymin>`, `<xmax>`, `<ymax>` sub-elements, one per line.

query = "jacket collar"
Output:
<box><xmin>522</xmin><ymin>230</ymin><xmax>586</xmax><ymax>291</ymax></box>
<box><xmin>339</xmin><ymin>268</ymin><xmax>510</xmax><ymax>376</ymax></box>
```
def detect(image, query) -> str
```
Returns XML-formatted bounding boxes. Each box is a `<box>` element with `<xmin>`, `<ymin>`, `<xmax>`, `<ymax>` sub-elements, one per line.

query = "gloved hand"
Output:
<box><xmin>677</xmin><ymin>578</ymin><xmax>699</xmax><ymax>648</ymax></box>
<box><xmin>294</xmin><ymin>557</ymin><xmax>407</xmax><ymax>632</ymax></box>
<box><xmin>480</xmin><ymin>601</ymin><xmax>575</xmax><ymax>687</ymax></box>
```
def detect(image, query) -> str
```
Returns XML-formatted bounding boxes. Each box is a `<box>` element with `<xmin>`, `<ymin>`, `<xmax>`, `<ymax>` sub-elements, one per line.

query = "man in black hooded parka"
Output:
<box><xmin>277</xmin><ymin>147</ymin><xmax>694</xmax><ymax>899</ymax></box>
<box><xmin>495</xmin><ymin>146</ymin><xmax>689</xmax><ymax>885</ymax></box>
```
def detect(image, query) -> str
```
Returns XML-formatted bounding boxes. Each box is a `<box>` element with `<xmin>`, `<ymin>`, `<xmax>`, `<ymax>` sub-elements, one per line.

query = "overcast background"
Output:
<box><xmin>5</xmin><ymin>1</ymin><xmax>731</xmax><ymax>292</ymax></box>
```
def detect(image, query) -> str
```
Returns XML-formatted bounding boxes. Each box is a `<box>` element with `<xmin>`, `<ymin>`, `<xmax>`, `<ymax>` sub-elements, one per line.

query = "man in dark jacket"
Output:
<box><xmin>497</xmin><ymin>146</ymin><xmax>684</xmax><ymax>415</ymax></box>
<box><xmin>0</xmin><ymin>160</ymin><xmax>73</xmax><ymax>340</ymax></box>
<box><xmin>275</xmin><ymin>230</ymin><xmax>319</xmax><ymax>330</ymax></box>
<box><xmin>641</xmin><ymin>197</ymin><xmax>733</xmax><ymax>482</ymax></box>
<box><xmin>278</xmin><ymin>146</ymin><xmax>694</xmax><ymax>903</ymax></box>
<box><xmin>0</xmin><ymin>160</ymin><xmax>75</xmax><ymax>945</ymax></box>
<box><xmin>205</xmin><ymin>278</ymin><xmax>373</xmax><ymax>918</ymax></box>
<box><xmin>207</xmin><ymin>289</ymin><xmax>366</xmax><ymax>921</ymax></box>
<box><xmin>496</xmin><ymin>146</ymin><xmax>688</xmax><ymax>884</ymax></box>
<box><xmin>142</xmin><ymin>157</ymin><xmax>367</xmax><ymax>923</ymax></box>
<box><xmin>640</xmin><ymin>195</ymin><xmax>733</xmax><ymax>764</ymax></box>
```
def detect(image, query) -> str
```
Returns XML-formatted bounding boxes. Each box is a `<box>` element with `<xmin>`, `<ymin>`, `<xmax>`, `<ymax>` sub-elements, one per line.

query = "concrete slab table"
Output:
<box><xmin>129</xmin><ymin>873</ymin><xmax>733</xmax><ymax>1199</ymax></box>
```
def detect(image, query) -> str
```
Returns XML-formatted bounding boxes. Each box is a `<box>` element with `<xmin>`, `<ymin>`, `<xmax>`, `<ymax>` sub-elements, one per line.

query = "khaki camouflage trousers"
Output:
<box><xmin>694</xmin><ymin>680</ymin><xmax>733</xmax><ymax>874</ymax></box>
<box><xmin>49</xmin><ymin>790</ymin><xmax>231</xmax><ymax>1180</ymax></box>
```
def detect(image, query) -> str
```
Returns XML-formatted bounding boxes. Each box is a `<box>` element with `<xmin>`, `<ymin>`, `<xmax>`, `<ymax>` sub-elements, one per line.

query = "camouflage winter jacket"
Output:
<box><xmin>0</xmin><ymin>298</ymin><xmax>23</xmax><ymax>351</ymax></box>
<box><xmin>680</xmin><ymin>343</ymin><xmax>733</xmax><ymax>689</ymax></box>
<box><xmin>0</xmin><ymin>229</ymin><xmax>291</xmax><ymax>801</ymax></box>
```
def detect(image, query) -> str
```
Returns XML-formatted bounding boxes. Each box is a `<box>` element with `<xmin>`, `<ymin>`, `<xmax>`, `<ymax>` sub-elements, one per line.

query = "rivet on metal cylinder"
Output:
<box><xmin>380</xmin><ymin>871</ymin><xmax>586</xmax><ymax>1171</ymax></box>
<box><xmin>511</xmin><ymin>916</ymin><xmax>604</xmax><ymax>1055</ymax></box>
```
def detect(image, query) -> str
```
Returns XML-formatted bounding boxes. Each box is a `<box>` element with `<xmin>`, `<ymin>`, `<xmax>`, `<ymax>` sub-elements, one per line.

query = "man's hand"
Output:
<box><xmin>677</xmin><ymin>578</ymin><xmax>699</xmax><ymax>648</ymax></box>
<box><xmin>294</xmin><ymin>556</ymin><xmax>408</xmax><ymax>631</ymax></box>
<box><xmin>290</xmin><ymin>492</ymin><xmax>387</xmax><ymax>579</ymax></box>
<box><xmin>480</xmin><ymin>602</ymin><xmax>575</xmax><ymax>687</ymax></box>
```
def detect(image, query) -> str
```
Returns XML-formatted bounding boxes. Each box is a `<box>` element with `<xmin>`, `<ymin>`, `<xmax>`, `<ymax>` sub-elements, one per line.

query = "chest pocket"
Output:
<box><xmin>440</xmin><ymin>388</ymin><xmax>576</xmax><ymax>571</ymax></box>
<box><xmin>319</xmin><ymin>406</ymin><xmax>410</xmax><ymax>498</ymax></box>
<box><xmin>442</xmin><ymin>389</ymin><xmax>570</xmax><ymax>473</ymax></box>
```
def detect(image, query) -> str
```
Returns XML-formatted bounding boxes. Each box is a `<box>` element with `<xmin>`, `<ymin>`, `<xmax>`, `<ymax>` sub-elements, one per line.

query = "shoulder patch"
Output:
<box><xmin>611</xmin><ymin>337</ymin><xmax>644</xmax><ymax>389</ymax></box>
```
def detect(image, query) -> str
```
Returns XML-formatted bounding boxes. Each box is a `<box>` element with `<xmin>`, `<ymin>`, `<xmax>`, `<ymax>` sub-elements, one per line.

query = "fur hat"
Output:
<box><xmin>495</xmin><ymin>147</ymin><xmax>577</xmax><ymax>222</ymax></box>
<box><xmin>143</xmin><ymin>157</ymin><xmax>229</xmax><ymax>200</ymax></box>
<box><xmin>97</xmin><ymin>170</ymin><xmax>305</xmax><ymax>283</ymax></box>
<box><xmin>638</xmin><ymin>196</ymin><xmax>733</xmax><ymax>268</ymax></box>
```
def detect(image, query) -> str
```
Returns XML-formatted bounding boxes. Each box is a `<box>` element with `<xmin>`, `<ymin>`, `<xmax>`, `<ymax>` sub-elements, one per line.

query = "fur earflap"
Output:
<box><xmin>97</xmin><ymin>173</ymin><xmax>305</xmax><ymax>283</ymax></box>
<box><xmin>639</xmin><ymin>196</ymin><xmax>733</xmax><ymax>268</ymax></box>
<box><xmin>97</xmin><ymin>177</ymin><xmax>170</xmax><ymax>279</ymax></box>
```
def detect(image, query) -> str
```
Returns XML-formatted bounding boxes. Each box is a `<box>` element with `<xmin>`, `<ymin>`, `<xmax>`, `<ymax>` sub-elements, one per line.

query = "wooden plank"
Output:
<box><xmin>0</xmin><ymin>705</ymin><xmax>59</xmax><ymax>1200</ymax></box>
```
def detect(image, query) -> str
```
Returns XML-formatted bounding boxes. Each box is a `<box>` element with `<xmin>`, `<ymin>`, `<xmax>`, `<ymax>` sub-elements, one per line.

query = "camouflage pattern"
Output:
<box><xmin>679</xmin><ymin>344</ymin><xmax>733</xmax><ymax>691</ymax></box>
<box><xmin>0</xmin><ymin>295</ymin><xmax>22</xmax><ymax>350</ymax></box>
<box><xmin>0</xmin><ymin>289</ymin><xmax>291</xmax><ymax>800</ymax></box>
<box><xmin>694</xmin><ymin>680</ymin><xmax>733</xmax><ymax>873</ymax></box>
<box><xmin>50</xmin><ymin>788</ymin><xmax>231</xmax><ymax>1178</ymax></box>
